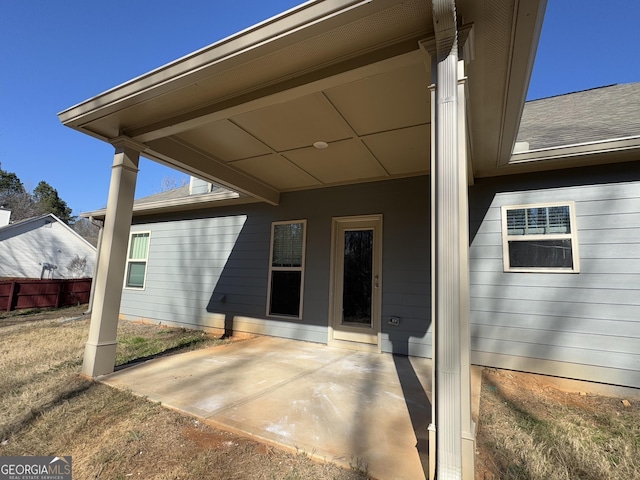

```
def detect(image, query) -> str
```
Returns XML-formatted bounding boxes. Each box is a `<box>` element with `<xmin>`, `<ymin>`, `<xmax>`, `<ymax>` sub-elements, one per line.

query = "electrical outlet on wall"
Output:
<box><xmin>388</xmin><ymin>316</ymin><xmax>400</xmax><ymax>326</ymax></box>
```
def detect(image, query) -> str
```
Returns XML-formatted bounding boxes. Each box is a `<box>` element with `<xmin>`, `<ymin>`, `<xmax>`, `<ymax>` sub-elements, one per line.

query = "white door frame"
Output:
<box><xmin>328</xmin><ymin>214</ymin><xmax>382</xmax><ymax>353</ymax></box>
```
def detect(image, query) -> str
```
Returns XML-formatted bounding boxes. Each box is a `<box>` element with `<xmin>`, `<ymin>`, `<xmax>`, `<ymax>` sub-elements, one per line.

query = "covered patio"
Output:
<box><xmin>104</xmin><ymin>335</ymin><xmax>482</xmax><ymax>480</ymax></box>
<box><xmin>59</xmin><ymin>1</ymin><xmax>546</xmax><ymax>478</ymax></box>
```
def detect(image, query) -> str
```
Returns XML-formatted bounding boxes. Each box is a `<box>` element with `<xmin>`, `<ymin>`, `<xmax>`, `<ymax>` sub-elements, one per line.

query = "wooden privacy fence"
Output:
<box><xmin>0</xmin><ymin>278</ymin><xmax>92</xmax><ymax>312</ymax></box>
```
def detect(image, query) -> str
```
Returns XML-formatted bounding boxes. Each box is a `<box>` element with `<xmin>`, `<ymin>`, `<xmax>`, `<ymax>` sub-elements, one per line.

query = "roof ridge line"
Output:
<box><xmin>526</xmin><ymin>83</ymin><xmax>623</xmax><ymax>103</ymax></box>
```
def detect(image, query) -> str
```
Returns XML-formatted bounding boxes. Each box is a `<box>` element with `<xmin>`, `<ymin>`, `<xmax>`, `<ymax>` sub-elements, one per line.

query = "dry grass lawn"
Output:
<box><xmin>475</xmin><ymin>368</ymin><xmax>640</xmax><ymax>480</ymax></box>
<box><xmin>0</xmin><ymin>305</ymin><xmax>367</xmax><ymax>480</ymax></box>
<box><xmin>1</xmin><ymin>305</ymin><xmax>639</xmax><ymax>479</ymax></box>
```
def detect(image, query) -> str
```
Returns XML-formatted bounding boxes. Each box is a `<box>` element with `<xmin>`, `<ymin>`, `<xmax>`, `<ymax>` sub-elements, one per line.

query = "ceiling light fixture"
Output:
<box><xmin>313</xmin><ymin>141</ymin><xmax>328</xmax><ymax>149</ymax></box>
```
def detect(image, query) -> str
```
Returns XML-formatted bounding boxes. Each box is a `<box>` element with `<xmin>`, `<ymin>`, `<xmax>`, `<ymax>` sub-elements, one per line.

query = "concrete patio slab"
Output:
<box><xmin>103</xmin><ymin>336</ymin><xmax>481</xmax><ymax>480</ymax></box>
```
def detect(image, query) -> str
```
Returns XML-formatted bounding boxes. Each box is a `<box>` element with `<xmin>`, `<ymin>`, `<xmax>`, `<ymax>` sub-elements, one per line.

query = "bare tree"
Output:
<box><xmin>66</xmin><ymin>255</ymin><xmax>88</xmax><ymax>278</ymax></box>
<box><xmin>0</xmin><ymin>190</ymin><xmax>39</xmax><ymax>221</ymax></box>
<box><xmin>72</xmin><ymin>218</ymin><xmax>100</xmax><ymax>246</ymax></box>
<box><xmin>158</xmin><ymin>175</ymin><xmax>189</xmax><ymax>192</ymax></box>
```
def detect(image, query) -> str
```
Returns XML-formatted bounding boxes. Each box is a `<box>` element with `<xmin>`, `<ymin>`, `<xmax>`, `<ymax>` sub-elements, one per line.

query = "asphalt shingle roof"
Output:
<box><xmin>133</xmin><ymin>185</ymin><xmax>191</xmax><ymax>205</ymax></box>
<box><xmin>517</xmin><ymin>83</ymin><xmax>640</xmax><ymax>150</ymax></box>
<box><xmin>132</xmin><ymin>183</ymin><xmax>235</xmax><ymax>206</ymax></box>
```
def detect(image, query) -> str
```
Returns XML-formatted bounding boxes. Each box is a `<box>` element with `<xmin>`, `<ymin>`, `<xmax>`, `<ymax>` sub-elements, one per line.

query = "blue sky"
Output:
<box><xmin>1</xmin><ymin>1</ymin><xmax>638</xmax><ymax>216</ymax></box>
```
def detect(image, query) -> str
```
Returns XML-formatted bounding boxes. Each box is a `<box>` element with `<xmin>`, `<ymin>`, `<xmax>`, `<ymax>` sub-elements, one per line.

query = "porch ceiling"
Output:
<box><xmin>59</xmin><ymin>0</ymin><xmax>546</xmax><ymax>205</ymax></box>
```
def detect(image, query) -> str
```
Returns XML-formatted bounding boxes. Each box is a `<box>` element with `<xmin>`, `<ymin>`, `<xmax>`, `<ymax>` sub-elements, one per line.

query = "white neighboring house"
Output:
<box><xmin>0</xmin><ymin>213</ymin><xmax>96</xmax><ymax>279</ymax></box>
<box><xmin>0</xmin><ymin>208</ymin><xmax>11</xmax><ymax>228</ymax></box>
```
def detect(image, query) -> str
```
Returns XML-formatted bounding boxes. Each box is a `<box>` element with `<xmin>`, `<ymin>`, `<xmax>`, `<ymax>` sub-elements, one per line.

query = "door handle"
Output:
<box><xmin>374</xmin><ymin>274</ymin><xmax>379</xmax><ymax>288</ymax></box>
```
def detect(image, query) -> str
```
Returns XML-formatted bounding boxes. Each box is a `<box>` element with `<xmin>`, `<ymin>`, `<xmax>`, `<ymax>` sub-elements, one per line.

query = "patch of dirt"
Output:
<box><xmin>183</xmin><ymin>424</ymin><xmax>272</xmax><ymax>456</ymax></box>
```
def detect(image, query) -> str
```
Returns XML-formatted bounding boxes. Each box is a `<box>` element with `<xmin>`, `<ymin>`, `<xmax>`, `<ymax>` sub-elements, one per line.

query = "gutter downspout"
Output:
<box><xmin>85</xmin><ymin>216</ymin><xmax>104</xmax><ymax>314</ymax></box>
<box><xmin>430</xmin><ymin>1</ymin><xmax>468</xmax><ymax>479</ymax></box>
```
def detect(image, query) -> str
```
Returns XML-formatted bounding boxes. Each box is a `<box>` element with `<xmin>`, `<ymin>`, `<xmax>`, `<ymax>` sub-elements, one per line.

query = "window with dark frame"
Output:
<box><xmin>502</xmin><ymin>203</ymin><xmax>579</xmax><ymax>272</ymax></box>
<box><xmin>268</xmin><ymin>220</ymin><xmax>306</xmax><ymax>318</ymax></box>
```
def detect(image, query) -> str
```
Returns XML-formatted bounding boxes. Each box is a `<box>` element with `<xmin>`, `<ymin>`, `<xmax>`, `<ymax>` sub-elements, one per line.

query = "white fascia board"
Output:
<box><xmin>509</xmin><ymin>135</ymin><xmax>640</xmax><ymax>164</ymax></box>
<box><xmin>496</xmin><ymin>0</ymin><xmax>547</xmax><ymax>166</ymax></box>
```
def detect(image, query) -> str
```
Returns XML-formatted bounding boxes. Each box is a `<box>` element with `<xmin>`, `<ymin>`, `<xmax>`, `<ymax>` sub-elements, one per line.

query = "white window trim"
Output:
<box><xmin>266</xmin><ymin>220</ymin><xmax>307</xmax><ymax>320</ymax></box>
<box><xmin>124</xmin><ymin>230</ymin><xmax>151</xmax><ymax>290</ymax></box>
<box><xmin>501</xmin><ymin>202</ymin><xmax>580</xmax><ymax>273</ymax></box>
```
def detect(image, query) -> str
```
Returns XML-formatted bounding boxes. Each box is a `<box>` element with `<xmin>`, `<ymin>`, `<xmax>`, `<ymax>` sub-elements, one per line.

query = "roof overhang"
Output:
<box><xmin>81</xmin><ymin>188</ymin><xmax>258</xmax><ymax>221</ymax></box>
<box><xmin>475</xmin><ymin>136</ymin><xmax>640</xmax><ymax>178</ymax></box>
<box><xmin>60</xmin><ymin>0</ymin><xmax>547</xmax><ymax>204</ymax></box>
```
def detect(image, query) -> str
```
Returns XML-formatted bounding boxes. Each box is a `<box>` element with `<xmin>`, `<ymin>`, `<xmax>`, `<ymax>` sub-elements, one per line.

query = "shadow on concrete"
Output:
<box><xmin>389</xmin><ymin>331</ymin><xmax>432</xmax><ymax>477</ymax></box>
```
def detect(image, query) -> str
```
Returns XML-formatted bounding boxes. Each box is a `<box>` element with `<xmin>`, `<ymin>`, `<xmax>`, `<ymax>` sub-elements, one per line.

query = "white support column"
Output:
<box><xmin>428</xmin><ymin>56</ymin><xmax>438</xmax><ymax>480</ymax></box>
<box><xmin>82</xmin><ymin>138</ymin><xmax>140</xmax><ymax>377</ymax></box>
<box><xmin>422</xmin><ymin>1</ymin><xmax>473</xmax><ymax>477</ymax></box>
<box><xmin>457</xmin><ymin>59</ymin><xmax>475</xmax><ymax>480</ymax></box>
<box><xmin>433</xmin><ymin>43</ymin><xmax>463</xmax><ymax>480</ymax></box>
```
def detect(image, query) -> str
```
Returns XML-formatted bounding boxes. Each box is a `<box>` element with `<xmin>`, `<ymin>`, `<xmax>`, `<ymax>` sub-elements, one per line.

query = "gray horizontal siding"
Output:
<box><xmin>472</xmin><ymin>257</ymin><xmax>640</xmax><ymax>274</ymax></box>
<box><xmin>471</xmin><ymin>311</ymin><xmax>639</xmax><ymax>337</ymax></box>
<box><xmin>473</xmin><ymin>326</ymin><xmax>638</xmax><ymax>357</ymax></box>
<box><xmin>380</xmin><ymin>185</ymin><xmax>431</xmax><ymax>355</ymax></box>
<box><xmin>122</xmin><ymin>176</ymin><xmax>432</xmax><ymax>353</ymax></box>
<box><xmin>472</xmin><ymin>337</ymin><xmax>639</xmax><ymax>372</ymax></box>
<box><xmin>471</xmin><ymin>297</ymin><xmax>640</xmax><ymax>322</ymax></box>
<box><xmin>469</xmin><ymin>164</ymin><xmax>640</xmax><ymax>387</ymax></box>
<box><xmin>119</xmin><ymin>312</ymin><xmax>328</xmax><ymax>344</ymax></box>
<box><xmin>471</xmin><ymin>284</ymin><xmax>640</xmax><ymax>305</ymax></box>
<box><xmin>122</xmin><ymin>212</ymin><xmax>268</xmax><ymax>329</ymax></box>
<box><xmin>470</xmin><ymin>271</ymin><xmax>640</xmax><ymax>290</ymax></box>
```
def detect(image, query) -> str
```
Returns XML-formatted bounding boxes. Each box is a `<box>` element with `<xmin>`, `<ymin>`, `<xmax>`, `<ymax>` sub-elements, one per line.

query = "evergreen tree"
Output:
<box><xmin>0</xmin><ymin>164</ymin><xmax>38</xmax><ymax>221</ymax></box>
<box><xmin>33</xmin><ymin>181</ymin><xmax>74</xmax><ymax>224</ymax></box>
<box><xmin>0</xmin><ymin>165</ymin><xmax>76</xmax><ymax>225</ymax></box>
<box><xmin>0</xmin><ymin>167</ymin><xmax>25</xmax><ymax>194</ymax></box>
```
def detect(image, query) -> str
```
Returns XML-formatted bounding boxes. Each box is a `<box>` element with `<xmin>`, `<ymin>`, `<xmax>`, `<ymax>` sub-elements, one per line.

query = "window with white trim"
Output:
<box><xmin>267</xmin><ymin>220</ymin><xmax>306</xmax><ymax>318</ymax></box>
<box><xmin>125</xmin><ymin>232</ymin><xmax>150</xmax><ymax>288</ymax></box>
<box><xmin>501</xmin><ymin>203</ymin><xmax>579</xmax><ymax>272</ymax></box>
